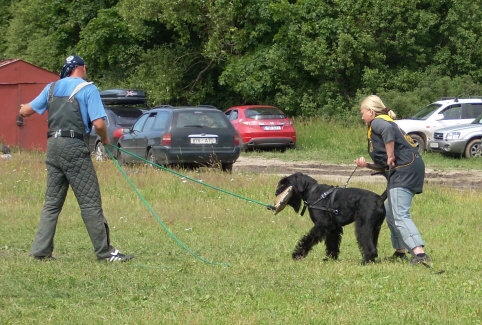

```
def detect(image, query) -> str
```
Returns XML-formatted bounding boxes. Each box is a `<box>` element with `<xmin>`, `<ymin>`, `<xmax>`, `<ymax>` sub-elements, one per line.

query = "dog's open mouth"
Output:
<box><xmin>274</xmin><ymin>186</ymin><xmax>293</xmax><ymax>215</ymax></box>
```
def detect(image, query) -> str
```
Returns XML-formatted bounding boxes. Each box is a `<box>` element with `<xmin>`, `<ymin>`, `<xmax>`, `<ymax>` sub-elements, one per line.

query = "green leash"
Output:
<box><xmin>104</xmin><ymin>145</ymin><xmax>274</xmax><ymax>266</ymax></box>
<box><xmin>104</xmin><ymin>145</ymin><xmax>229</xmax><ymax>266</ymax></box>
<box><xmin>109</xmin><ymin>145</ymin><xmax>275</xmax><ymax>210</ymax></box>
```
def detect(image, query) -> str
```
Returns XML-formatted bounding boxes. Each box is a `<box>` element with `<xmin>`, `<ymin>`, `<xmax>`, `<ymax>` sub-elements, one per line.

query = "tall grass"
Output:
<box><xmin>1</xmin><ymin>120</ymin><xmax>481</xmax><ymax>324</ymax></box>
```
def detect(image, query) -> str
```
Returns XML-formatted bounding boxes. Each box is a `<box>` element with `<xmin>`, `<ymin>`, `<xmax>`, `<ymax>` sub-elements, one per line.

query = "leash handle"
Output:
<box><xmin>366</xmin><ymin>163</ymin><xmax>387</xmax><ymax>172</ymax></box>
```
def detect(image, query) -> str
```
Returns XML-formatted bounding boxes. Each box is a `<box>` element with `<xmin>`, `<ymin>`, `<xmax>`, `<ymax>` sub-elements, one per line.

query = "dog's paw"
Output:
<box><xmin>323</xmin><ymin>253</ymin><xmax>338</xmax><ymax>261</ymax></box>
<box><xmin>361</xmin><ymin>258</ymin><xmax>379</xmax><ymax>265</ymax></box>
<box><xmin>292</xmin><ymin>251</ymin><xmax>306</xmax><ymax>260</ymax></box>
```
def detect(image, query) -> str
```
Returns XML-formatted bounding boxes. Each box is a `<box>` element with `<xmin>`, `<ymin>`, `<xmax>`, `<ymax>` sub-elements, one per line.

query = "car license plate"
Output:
<box><xmin>263</xmin><ymin>126</ymin><xmax>281</xmax><ymax>131</ymax></box>
<box><xmin>429</xmin><ymin>142</ymin><xmax>439</xmax><ymax>148</ymax></box>
<box><xmin>191</xmin><ymin>138</ymin><xmax>217</xmax><ymax>144</ymax></box>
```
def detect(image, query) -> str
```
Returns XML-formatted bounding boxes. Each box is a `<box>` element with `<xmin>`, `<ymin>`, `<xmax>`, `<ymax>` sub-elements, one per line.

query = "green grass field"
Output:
<box><xmin>1</xmin><ymin>119</ymin><xmax>481</xmax><ymax>324</ymax></box>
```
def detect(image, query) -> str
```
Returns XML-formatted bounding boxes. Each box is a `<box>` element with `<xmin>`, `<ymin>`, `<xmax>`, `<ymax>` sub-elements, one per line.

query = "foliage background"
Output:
<box><xmin>2</xmin><ymin>0</ymin><xmax>482</xmax><ymax>116</ymax></box>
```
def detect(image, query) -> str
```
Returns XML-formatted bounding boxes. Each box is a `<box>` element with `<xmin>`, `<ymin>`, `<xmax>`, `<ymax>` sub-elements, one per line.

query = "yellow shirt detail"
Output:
<box><xmin>367</xmin><ymin>115</ymin><xmax>394</xmax><ymax>139</ymax></box>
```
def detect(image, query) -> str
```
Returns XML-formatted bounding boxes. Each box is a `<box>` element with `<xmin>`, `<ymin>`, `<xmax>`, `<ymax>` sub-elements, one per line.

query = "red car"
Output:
<box><xmin>225</xmin><ymin>105</ymin><xmax>296</xmax><ymax>151</ymax></box>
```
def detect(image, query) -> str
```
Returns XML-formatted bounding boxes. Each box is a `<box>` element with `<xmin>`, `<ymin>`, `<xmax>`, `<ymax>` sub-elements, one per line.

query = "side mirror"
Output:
<box><xmin>434</xmin><ymin>113</ymin><xmax>444</xmax><ymax>121</ymax></box>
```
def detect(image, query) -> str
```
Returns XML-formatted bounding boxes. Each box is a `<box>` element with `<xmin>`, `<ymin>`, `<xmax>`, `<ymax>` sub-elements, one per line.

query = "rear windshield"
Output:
<box><xmin>246</xmin><ymin>107</ymin><xmax>286</xmax><ymax>119</ymax></box>
<box><xmin>106</xmin><ymin>107</ymin><xmax>144</xmax><ymax>126</ymax></box>
<box><xmin>107</xmin><ymin>107</ymin><xmax>145</xmax><ymax>118</ymax></box>
<box><xmin>174</xmin><ymin>110</ymin><xmax>230</xmax><ymax>129</ymax></box>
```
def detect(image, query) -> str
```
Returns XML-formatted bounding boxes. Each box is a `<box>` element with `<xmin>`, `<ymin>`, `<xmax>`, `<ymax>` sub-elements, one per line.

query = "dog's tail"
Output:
<box><xmin>377</xmin><ymin>190</ymin><xmax>387</xmax><ymax>206</ymax></box>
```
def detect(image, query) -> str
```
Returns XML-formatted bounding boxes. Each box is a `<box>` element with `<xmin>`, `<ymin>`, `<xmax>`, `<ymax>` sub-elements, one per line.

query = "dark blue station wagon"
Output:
<box><xmin>116</xmin><ymin>106</ymin><xmax>241</xmax><ymax>171</ymax></box>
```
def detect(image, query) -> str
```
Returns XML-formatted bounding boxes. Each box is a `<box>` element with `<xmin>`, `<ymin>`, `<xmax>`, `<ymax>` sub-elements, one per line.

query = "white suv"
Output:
<box><xmin>395</xmin><ymin>98</ymin><xmax>482</xmax><ymax>151</ymax></box>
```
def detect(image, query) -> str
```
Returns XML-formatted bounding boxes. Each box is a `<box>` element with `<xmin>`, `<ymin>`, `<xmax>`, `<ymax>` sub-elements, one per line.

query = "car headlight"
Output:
<box><xmin>446</xmin><ymin>132</ymin><xmax>461</xmax><ymax>140</ymax></box>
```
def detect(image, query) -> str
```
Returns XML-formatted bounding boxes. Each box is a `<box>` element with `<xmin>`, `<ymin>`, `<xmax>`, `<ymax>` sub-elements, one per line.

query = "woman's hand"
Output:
<box><xmin>387</xmin><ymin>155</ymin><xmax>396</xmax><ymax>168</ymax></box>
<box><xmin>354</xmin><ymin>156</ymin><xmax>368</xmax><ymax>168</ymax></box>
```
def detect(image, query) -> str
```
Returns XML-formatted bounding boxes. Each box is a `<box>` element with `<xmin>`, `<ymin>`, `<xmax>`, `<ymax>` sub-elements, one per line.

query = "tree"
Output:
<box><xmin>4</xmin><ymin>0</ymin><xmax>118</xmax><ymax>71</ymax></box>
<box><xmin>3</xmin><ymin>0</ymin><xmax>482</xmax><ymax>115</ymax></box>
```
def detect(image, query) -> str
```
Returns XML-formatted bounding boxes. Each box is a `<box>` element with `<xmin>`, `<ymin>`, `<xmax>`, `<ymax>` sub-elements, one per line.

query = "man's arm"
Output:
<box><xmin>92</xmin><ymin>118</ymin><xmax>110</xmax><ymax>145</ymax></box>
<box><xmin>19</xmin><ymin>103</ymin><xmax>36</xmax><ymax>117</ymax></box>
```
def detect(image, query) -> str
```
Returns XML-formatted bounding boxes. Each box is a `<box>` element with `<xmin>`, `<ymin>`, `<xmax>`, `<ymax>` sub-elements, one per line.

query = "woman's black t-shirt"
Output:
<box><xmin>368</xmin><ymin>117</ymin><xmax>425</xmax><ymax>194</ymax></box>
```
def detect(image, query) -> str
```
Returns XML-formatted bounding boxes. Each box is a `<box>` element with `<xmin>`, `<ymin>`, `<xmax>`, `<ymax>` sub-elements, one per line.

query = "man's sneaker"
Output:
<box><xmin>33</xmin><ymin>255</ymin><xmax>56</xmax><ymax>261</ymax></box>
<box><xmin>99</xmin><ymin>249</ymin><xmax>134</xmax><ymax>262</ymax></box>
<box><xmin>410</xmin><ymin>253</ymin><xmax>431</xmax><ymax>266</ymax></box>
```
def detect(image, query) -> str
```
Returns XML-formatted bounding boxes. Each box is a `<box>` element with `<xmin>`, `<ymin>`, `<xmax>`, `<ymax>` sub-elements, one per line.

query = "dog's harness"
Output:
<box><xmin>300</xmin><ymin>187</ymin><xmax>340</xmax><ymax>216</ymax></box>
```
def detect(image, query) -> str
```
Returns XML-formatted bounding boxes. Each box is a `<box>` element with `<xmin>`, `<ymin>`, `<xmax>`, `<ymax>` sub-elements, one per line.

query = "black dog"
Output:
<box><xmin>275</xmin><ymin>172</ymin><xmax>387</xmax><ymax>264</ymax></box>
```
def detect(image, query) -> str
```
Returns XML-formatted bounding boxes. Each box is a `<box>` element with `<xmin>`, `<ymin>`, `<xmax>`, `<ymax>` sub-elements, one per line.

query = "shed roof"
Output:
<box><xmin>0</xmin><ymin>58</ymin><xmax>58</xmax><ymax>84</ymax></box>
<box><xmin>0</xmin><ymin>59</ymin><xmax>18</xmax><ymax>67</ymax></box>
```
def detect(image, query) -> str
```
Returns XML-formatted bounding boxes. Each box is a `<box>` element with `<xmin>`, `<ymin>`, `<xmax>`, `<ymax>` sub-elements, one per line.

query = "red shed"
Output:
<box><xmin>0</xmin><ymin>59</ymin><xmax>58</xmax><ymax>151</ymax></box>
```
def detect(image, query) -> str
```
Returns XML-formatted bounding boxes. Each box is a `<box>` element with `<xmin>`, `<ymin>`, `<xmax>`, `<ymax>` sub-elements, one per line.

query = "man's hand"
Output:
<box><xmin>19</xmin><ymin>103</ymin><xmax>35</xmax><ymax>117</ymax></box>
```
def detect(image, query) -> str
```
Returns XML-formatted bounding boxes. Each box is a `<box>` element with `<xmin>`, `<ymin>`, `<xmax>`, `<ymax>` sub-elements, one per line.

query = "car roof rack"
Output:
<box><xmin>438</xmin><ymin>96</ymin><xmax>482</xmax><ymax>101</ymax></box>
<box><xmin>100</xmin><ymin>89</ymin><xmax>147</xmax><ymax>105</ymax></box>
<box><xmin>439</xmin><ymin>97</ymin><xmax>457</xmax><ymax>100</ymax></box>
<box><xmin>198</xmin><ymin>105</ymin><xmax>219</xmax><ymax>110</ymax></box>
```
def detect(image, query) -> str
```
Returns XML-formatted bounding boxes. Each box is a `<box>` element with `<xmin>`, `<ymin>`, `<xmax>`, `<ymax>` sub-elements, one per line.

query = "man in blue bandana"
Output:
<box><xmin>19</xmin><ymin>55</ymin><xmax>134</xmax><ymax>262</ymax></box>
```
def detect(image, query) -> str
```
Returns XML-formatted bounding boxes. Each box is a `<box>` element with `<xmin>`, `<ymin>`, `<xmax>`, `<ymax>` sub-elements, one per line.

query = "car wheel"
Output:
<box><xmin>94</xmin><ymin>142</ymin><xmax>107</xmax><ymax>161</ymax></box>
<box><xmin>116</xmin><ymin>146</ymin><xmax>125</xmax><ymax>166</ymax></box>
<box><xmin>221</xmin><ymin>162</ymin><xmax>233</xmax><ymax>172</ymax></box>
<box><xmin>409</xmin><ymin>134</ymin><xmax>425</xmax><ymax>153</ymax></box>
<box><xmin>147</xmin><ymin>149</ymin><xmax>157</xmax><ymax>168</ymax></box>
<box><xmin>464</xmin><ymin>139</ymin><xmax>482</xmax><ymax>158</ymax></box>
<box><xmin>239</xmin><ymin>139</ymin><xmax>248</xmax><ymax>152</ymax></box>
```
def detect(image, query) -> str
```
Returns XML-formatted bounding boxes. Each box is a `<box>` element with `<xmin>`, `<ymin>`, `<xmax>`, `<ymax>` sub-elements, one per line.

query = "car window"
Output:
<box><xmin>463</xmin><ymin>103</ymin><xmax>482</xmax><ymax>119</ymax></box>
<box><xmin>174</xmin><ymin>111</ymin><xmax>229</xmax><ymax>129</ymax></box>
<box><xmin>411</xmin><ymin>103</ymin><xmax>441</xmax><ymax>120</ymax></box>
<box><xmin>132</xmin><ymin>113</ymin><xmax>149</xmax><ymax>132</ymax></box>
<box><xmin>142</xmin><ymin>114</ymin><xmax>156</xmax><ymax>132</ymax></box>
<box><xmin>441</xmin><ymin>105</ymin><xmax>462</xmax><ymax>120</ymax></box>
<box><xmin>152</xmin><ymin>111</ymin><xmax>171</xmax><ymax>131</ymax></box>
<box><xmin>226</xmin><ymin>110</ymin><xmax>238</xmax><ymax>120</ymax></box>
<box><xmin>245</xmin><ymin>108</ymin><xmax>285</xmax><ymax>119</ymax></box>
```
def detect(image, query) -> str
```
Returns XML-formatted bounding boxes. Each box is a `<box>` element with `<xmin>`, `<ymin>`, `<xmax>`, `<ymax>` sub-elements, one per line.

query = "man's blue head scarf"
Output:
<box><xmin>59</xmin><ymin>55</ymin><xmax>85</xmax><ymax>79</ymax></box>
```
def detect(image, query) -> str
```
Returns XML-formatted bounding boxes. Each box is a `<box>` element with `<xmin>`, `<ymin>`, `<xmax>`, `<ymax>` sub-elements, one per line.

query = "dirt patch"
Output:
<box><xmin>233</xmin><ymin>156</ymin><xmax>482</xmax><ymax>189</ymax></box>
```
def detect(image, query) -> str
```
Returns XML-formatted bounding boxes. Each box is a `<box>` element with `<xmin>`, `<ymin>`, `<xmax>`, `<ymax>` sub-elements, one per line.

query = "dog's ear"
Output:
<box><xmin>288</xmin><ymin>192</ymin><xmax>302</xmax><ymax>213</ymax></box>
<box><xmin>282</xmin><ymin>173</ymin><xmax>304</xmax><ymax>213</ymax></box>
<box><xmin>275</xmin><ymin>173</ymin><xmax>303</xmax><ymax>213</ymax></box>
<box><xmin>275</xmin><ymin>176</ymin><xmax>290</xmax><ymax>195</ymax></box>
<box><xmin>285</xmin><ymin>173</ymin><xmax>304</xmax><ymax>191</ymax></box>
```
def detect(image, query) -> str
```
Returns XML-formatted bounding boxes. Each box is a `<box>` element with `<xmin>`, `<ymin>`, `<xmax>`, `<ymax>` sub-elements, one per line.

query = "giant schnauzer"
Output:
<box><xmin>274</xmin><ymin>172</ymin><xmax>387</xmax><ymax>264</ymax></box>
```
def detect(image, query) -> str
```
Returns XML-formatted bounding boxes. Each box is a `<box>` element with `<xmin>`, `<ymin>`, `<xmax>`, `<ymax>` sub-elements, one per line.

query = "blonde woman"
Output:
<box><xmin>354</xmin><ymin>95</ymin><xmax>430</xmax><ymax>266</ymax></box>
